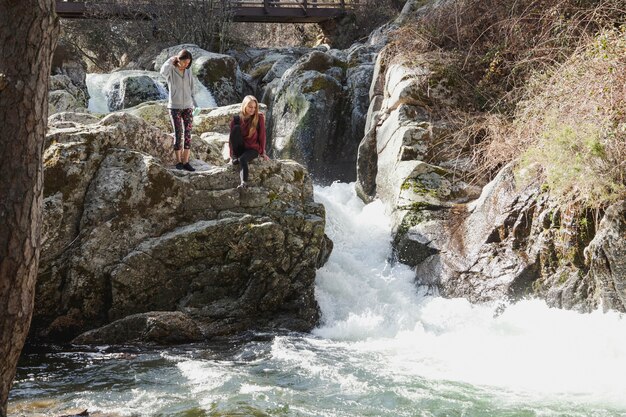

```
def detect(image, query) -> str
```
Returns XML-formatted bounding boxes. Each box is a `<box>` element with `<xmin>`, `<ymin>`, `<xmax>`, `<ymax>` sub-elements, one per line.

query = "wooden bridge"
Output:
<box><xmin>55</xmin><ymin>0</ymin><xmax>357</xmax><ymax>23</ymax></box>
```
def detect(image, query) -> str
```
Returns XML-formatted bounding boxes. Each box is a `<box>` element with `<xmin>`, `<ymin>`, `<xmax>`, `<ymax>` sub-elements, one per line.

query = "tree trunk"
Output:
<box><xmin>0</xmin><ymin>1</ymin><xmax>58</xmax><ymax>416</ymax></box>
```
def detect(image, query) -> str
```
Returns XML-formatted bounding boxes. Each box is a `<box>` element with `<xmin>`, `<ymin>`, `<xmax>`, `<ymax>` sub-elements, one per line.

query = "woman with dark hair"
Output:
<box><xmin>229</xmin><ymin>95</ymin><xmax>270</xmax><ymax>189</ymax></box>
<box><xmin>160</xmin><ymin>49</ymin><xmax>197</xmax><ymax>172</ymax></box>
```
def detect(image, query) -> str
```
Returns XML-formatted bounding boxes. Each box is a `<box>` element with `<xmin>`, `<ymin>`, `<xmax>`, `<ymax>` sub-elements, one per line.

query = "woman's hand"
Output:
<box><xmin>261</xmin><ymin>154</ymin><xmax>270</xmax><ymax>161</ymax></box>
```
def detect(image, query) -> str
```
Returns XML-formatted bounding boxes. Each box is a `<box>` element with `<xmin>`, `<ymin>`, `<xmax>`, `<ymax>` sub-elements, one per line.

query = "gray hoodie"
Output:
<box><xmin>160</xmin><ymin>59</ymin><xmax>197</xmax><ymax>109</ymax></box>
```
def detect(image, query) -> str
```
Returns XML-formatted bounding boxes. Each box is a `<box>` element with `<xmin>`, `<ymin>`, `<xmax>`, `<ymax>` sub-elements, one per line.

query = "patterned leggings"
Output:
<box><xmin>169</xmin><ymin>108</ymin><xmax>193</xmax><ymax>150</ymax></box>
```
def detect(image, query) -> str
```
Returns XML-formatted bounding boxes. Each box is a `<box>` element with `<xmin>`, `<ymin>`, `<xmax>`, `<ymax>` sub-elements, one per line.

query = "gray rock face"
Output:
<box><xmin>419</xmin><ymin>166</ymin><xmax>543</xmax><ymax>302</ymax></box>
<box><xmin>585</xmin><ymin>202</ymin><xmax>626</xmax><ymax>311</ymax></box>
<box><xmin>50</xmin><ymin>41</ymin><xmax>90</xmax><ymax>115</ymax></box>
<box><xmin>362</xmin><ymin>45</ymin><xmax>626</xmax><ymax>312</ymax></box>
<box><xmin>49</xmin><ymin>74</ymin><xmax>89</xmax><ymax>114</ymax></box>
<box><xmin>358</xmin><ymin>58</ymin><xmax>480</xmax><ymax>270</ymax></box>
<box><xmin>105</xmin><ymin>72</ymin><xmax>167</xmax><ymax>111</ymax></box>
<box><xmin>426</xmin><ymin>168</ymin><xmax>626</xmax><ymax>313</ymax></box>
<box><xmin>35</xmin><ymin>111</ymin><xmax>332</xmax><ymax>344</ymax></box>
<box><xmin>266</xmin><ymin>45</ymin><xmax>380</xmax><ymax>183</ymax></box>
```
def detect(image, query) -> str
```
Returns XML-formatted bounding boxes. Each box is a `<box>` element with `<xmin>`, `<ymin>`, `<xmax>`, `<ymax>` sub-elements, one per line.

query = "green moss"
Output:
<box><xmin>517</xmin><ymin>119</ymin><xmax>624</xmax><ymax>207</ymax></box>
<box><xmin>293</xmin><ymin>170</ymin><xmax>305</xmax><ymax>183</ymax></box>
<box><xmin>129</xmin><ymin>104</ymin><xmax>170</xmax><ymax>131</ymax></box>
<box><xmin>145</xmin><ymin>170</ymin><xmax>177</xmax><ymax>206</ymax></box>
<box><xmin>249</xmin><ymin>63</ymin><xmax>274</xmax><ymax>80</ymax></box>
<box><xmin>395</xmin><ymin>210</ymin><xmax>429</xmax><ymax>238</ymax></box>
<box><xmin>195</xmin><ymin>58</ymin><xmax>235</xmax><ymax>85</ymax></box>
<box><xmin>401</xmin><ymin>178</ymin><xmax>440</xmax><ymax>198</ymax></box>
<box><xmin>301</xmin><ymin>76</ymin><xmax>337</xmax><ymax>94</ymax></box>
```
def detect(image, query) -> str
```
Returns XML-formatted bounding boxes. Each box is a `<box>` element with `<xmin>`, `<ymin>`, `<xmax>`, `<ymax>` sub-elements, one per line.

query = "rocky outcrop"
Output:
<box><xmin>49</xmin><ymin>41</ymin><xmax>90</xmax><ymax>114</ymax></box>
<box><xmin>233</xmin><ymin>47</ymin><xmax>312</xmax><ymax>99</ymax></box>
<box><xmin>584</xmin><ymin>202</ymin><xmax>626</xmax><ymax>311</ymax></box>
<box><xmin>421</xmin><ymin>166</ymin><xmax>626</xmax><ymax>313</ymax></box>
<box><xmin>357</xmin><ymin>55</ymin><xmax>481</xmax><ymax>266</ymax></box>
<box><xmin>34</xmin><ymin>111</ymin><xmax>332</xmax><ymax>344</ymax></box>
<box><xmin>104</xmin><ymin>71</ymin><xmax>167</xmax><ymax>111</ymax></box>
<box><xmin>265</xmin><ymin>43</ymin><xmax>380</xmax><ymax>183</ymax></box>
<box><xmin>49</xmin><ymin>75</ymin><xmax>89</xmax><ymax>114</ymax></box>
<box><xmin>359</xmin><ymin>18</ymin><xmax>626</xmax><ymax>312</ymax></box>
<box><xmin>73</xmin><ymin>312</ymin><xmax>203</xmax><ymax>345</ymax></box>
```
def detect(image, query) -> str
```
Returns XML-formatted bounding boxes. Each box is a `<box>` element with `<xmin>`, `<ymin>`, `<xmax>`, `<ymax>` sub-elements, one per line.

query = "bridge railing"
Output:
<box><xmin>55</xmin><ymin>0</ymin><xmax>359</xmax><ymax>21</ymax></box>
<box><xmin>234</xmin><ymin>0</ymin><xmax>355</xmax><ymax>8</ymax></box>
<box><xmin>57</xmin><ymin>0</ymin><xmax>357</xmax><ymax>7</ymax></box>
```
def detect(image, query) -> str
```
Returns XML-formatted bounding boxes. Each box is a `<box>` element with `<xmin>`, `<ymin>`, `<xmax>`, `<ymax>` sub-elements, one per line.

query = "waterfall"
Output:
<box><xmin>86</xmin><ymin>70</ymin><xmax>217</xmax><ymax>113</ymax></box>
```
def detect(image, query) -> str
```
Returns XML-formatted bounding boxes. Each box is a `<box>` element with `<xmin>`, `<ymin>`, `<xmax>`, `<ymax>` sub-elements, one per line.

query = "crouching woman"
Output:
<box><xmin>229</xmin><ymin>95</ymin><xmax>270</xmax><ymax>189</ymax></box>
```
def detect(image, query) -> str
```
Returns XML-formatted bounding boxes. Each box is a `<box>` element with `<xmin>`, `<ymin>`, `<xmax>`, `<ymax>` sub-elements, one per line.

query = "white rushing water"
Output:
<box><xmin>10</xmin><ymin>183</ymin><xmax>626</xmax><ymax>416</ymax></box>
<box><xmin>86</xmin><ymin>70</ymin><xmax>217</xmax><ymax>114</ymax></box>
<box><xmin>167</xmin><ymin>183</ymin><xmax>626</xmax><ymax>415</ymax></box>
<box><xmin>313</xmin><ymin>183</ymin><xmax>626</xmax><ymax>399</ymax></box>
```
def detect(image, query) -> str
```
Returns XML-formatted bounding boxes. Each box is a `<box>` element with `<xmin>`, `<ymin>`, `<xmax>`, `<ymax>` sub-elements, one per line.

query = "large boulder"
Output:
<box><xmin>50</xmin><ymin>40</ymin><xmax>89</xmax><ymax>114</ymax></box>
<box><xmin>267</xmin><ymin>45</ymin><xmax>379</xmax><ymax>183</ymax></box>
<box><xmin>104</xmin><ymin>71</ymin><xmax>167</xmax><ymax>111</ymax></box>
<box><xmin>49</xmin><ymin>74</ymin><xmax>89</xmax><ymax>114</ymax></box>
<box><xmin>121</xmin><ymin>100</ymin><xmax>171</xmax><ymax>132</ymax></box>
<box><xmin>73</xmin><ymin>312</ymin><xmax>203</xmax><ymax>345</ymax></box>
<box><xmin>33</xmin><ymin>111</ymin><xmax>332</xmax><ymax>344</ymax></box>
<box><xmin>232</xmin><ymin>47</ymin><xmax>312</xmax><ymax>98</ymax></box>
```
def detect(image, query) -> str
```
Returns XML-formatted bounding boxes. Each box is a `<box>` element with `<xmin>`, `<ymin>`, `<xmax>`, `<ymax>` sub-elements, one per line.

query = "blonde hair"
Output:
<box><xmin>240</xmin><ymin>95</ymin><xmax>260</xmax><ymax>137</ymax></box>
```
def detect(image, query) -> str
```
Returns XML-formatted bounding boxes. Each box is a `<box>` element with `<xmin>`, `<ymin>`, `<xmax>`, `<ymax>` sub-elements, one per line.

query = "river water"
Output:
<box><xmin>9</xmin><ymin>182</ymin><xmax>626</xmax><ymax>416</ymax></box>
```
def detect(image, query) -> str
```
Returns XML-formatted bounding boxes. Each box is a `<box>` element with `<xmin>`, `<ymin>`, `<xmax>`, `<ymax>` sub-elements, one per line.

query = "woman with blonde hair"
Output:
<box><xmin>229</xmin><ymin>95</ymin><xmax>270</xmax><ymax>189</ymax></box>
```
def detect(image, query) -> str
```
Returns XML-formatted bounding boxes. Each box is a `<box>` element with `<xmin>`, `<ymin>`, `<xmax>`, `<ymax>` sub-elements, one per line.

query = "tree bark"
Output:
<box><xmin>0</xmin><ymin>1</ymin><xmax>58</xmax><ymax>416</ymax></box>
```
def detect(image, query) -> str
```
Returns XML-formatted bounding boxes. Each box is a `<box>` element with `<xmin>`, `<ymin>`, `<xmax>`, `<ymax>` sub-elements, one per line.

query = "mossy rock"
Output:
<box><xmin>124</xmin><ymin>101</ymin><xmax>170</xmax><ymax>132</ymax></box>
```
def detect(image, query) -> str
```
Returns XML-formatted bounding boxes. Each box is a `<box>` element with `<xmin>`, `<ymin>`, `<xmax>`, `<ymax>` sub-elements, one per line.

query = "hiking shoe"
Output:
<box><xmin>237</xmin><ymin>182</ymin><xmax>248</xmax><ymax>190</ymax></box>
<box><xmin>175</xmin><ymin>162</ymin><xmax>184</xmax><ymax>170</ymax></box>
<box><xmin>231</xmin><ymin>158</ymin><xmax>239</xmax><ymax>166</ymax></box>
<box><xmin>183</xmin><ymin>162</ymin><xmax>196</xmax><ymax>172</ymax></box>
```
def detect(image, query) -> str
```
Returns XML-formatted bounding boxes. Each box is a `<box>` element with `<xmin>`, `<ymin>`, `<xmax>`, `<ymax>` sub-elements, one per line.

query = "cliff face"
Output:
<box><xmin>355</xmin><ymin>0</ymin><xmax>626</xmax><ymax>312</ymax></box>
<box><xmin>34</xmin><ymin>111</ymin><xmax>332</xmax><ymax>344</ymax></box>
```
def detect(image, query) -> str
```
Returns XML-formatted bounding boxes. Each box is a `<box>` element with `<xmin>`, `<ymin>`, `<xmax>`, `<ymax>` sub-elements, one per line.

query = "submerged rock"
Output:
<box><xmin>34</xmin><ymin>111</ymin><xmax>332</xmax><ymax>344</ymax></box>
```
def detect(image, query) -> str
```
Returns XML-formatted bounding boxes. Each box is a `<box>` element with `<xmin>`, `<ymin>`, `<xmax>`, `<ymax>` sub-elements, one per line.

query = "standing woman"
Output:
<box><xmin>160</xmin><ymin>49</ymin><xmax>197</xmax><ymax>171</ymax></box>
<box><xmin>229</xmin><ymin>95</ymin><xmax>270</xmax><ymax>189</ymax></box>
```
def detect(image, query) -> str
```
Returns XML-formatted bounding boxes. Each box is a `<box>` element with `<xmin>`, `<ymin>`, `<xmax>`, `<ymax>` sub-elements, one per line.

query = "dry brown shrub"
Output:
<box><xmin>383</xmin><ymin>0</ymin><xmax>626</xmax><ymax>199</ymax></box>
<box><xmin>512</xmin><ymin>28</ymin><xmax>626</xmax><ymax>206</ymax></box>
<box><xmin>388</xmin><ymin>0</ymin><xmax>626</xmax><ymax>112</ymax></box>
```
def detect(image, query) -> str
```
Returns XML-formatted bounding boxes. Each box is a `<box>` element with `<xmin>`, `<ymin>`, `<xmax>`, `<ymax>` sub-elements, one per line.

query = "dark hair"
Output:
<box><xmin>175</xmin><ymin>49</ymin><xmax>193</xmax><ymax>67</ymax></box>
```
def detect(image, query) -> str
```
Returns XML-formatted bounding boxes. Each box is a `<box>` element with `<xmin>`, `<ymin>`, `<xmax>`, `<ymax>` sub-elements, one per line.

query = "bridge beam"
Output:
<box><xmin>55</xmin><ymin>1</ymin><xmax>350</xmax><ymax>23</ymax></box>
<box><xmin>233</xmin><ymin>7</ymin><xmax>346</xmax><ymax>23</ymax></box>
